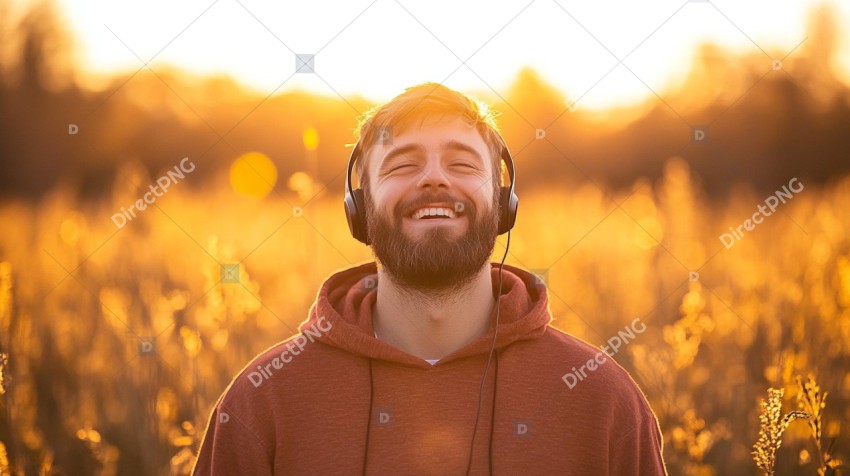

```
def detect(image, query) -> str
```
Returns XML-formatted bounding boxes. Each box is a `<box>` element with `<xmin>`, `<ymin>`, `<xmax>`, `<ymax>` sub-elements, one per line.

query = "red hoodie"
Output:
<box><xmin>193</xmin><ymin>261</ymin><xmax>667</xmax><ymax>475</ymax></box>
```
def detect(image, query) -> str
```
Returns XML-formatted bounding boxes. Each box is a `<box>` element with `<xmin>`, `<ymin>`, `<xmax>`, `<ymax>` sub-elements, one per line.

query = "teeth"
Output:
<box><xmin>413</xmin><ymin>207</ymin><xmax>456</xmax><ymax>219</ymax></box>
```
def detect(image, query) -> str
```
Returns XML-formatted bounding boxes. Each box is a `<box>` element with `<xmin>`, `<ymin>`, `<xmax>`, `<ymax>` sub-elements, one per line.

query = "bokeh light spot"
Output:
<box><xmin>230</xmin><ymin>152</ymin><xmax>277</xmax><ymax>198</ymax></box>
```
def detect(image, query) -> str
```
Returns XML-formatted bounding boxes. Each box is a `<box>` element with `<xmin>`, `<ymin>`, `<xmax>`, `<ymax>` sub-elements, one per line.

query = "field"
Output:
<box><xmin>0</xmin><ymin>158</ymin><xmax>847</xmax><ymax>475</ymax></box>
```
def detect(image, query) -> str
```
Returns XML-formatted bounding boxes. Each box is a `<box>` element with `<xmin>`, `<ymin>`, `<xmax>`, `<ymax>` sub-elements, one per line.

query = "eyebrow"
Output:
<box><xmin>378</xmin><ymin>140</ymin><xmax>483</xmax><ymax>172</ymax></box>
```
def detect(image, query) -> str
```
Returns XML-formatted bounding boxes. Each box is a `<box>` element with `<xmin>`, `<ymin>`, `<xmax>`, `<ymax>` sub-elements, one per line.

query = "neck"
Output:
<box><xmin>372</xmin><ymin>263</ymin><xmax>495</xmax><ymax>361</ymax></box>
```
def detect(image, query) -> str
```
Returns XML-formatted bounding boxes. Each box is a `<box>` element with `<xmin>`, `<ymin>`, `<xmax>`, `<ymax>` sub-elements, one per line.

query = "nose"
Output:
<box><xmin>415</xmin><ymin>157</ymin><xmax>450</xmax><ymax>190</ymax></box>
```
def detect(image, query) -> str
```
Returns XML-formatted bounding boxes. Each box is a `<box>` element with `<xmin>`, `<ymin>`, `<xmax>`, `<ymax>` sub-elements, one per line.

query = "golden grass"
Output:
<box><xmin>0</xmin><ymin>158</ymin><xmax>847</xmax><ymax>474</ymax></box>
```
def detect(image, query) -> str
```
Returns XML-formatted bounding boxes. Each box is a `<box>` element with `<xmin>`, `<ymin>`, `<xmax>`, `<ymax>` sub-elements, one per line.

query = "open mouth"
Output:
<box><xmin>407</xmin><ymin>205</ymin><xmax>464</xmax><ymax>221</ymax></box>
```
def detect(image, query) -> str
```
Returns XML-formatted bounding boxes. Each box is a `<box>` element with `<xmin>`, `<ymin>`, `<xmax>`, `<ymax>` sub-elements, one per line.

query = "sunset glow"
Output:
<box><xmin>29</xmin><ymin>0</ymin><xmax>850</xmax><ymax>110</ymax></box>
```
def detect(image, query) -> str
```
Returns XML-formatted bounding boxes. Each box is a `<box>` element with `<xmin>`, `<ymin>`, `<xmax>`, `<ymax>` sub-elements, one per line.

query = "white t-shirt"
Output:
<box><xmin>374</xmin><ymin>329</ymin><xmax>439</xmax><ymax>365</ymax></box>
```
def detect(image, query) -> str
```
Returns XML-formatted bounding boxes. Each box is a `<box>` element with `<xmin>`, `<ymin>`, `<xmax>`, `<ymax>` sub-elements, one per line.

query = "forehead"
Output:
<box><xmin>364</xmin><ymin>116</ymin><xmax>491</xmax><ymax>176</ymax></box>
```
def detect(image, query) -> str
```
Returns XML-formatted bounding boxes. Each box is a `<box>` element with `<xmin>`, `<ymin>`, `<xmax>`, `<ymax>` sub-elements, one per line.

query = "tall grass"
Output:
<box><xmin>0</xmin><ymin>157</ymin><xmax>847</xmax><ymax>475</ymax></box>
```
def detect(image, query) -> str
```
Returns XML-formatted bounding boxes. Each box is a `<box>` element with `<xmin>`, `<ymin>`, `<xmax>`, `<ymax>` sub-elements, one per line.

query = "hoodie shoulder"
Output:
<box><xmin>225</xmin><ymin>319</ymin><xmax>338</xmax><ymax>400</ymax></box>
<box><xmin>534</xmin><ymin>325</ymin><xmax>665</xmax><ymax>471</ymax></box>
<box><xmin>536</xmin><ymin>324</ymin><xmax>656</xmax><ymax>416</ymax></box>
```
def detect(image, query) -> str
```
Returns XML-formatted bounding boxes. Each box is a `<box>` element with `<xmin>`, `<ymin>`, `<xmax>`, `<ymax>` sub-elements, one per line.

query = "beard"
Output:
<box><xmin>364</xmin><ymin>186</ymin><xmax>500</xmax><ymax>296</ymax></box>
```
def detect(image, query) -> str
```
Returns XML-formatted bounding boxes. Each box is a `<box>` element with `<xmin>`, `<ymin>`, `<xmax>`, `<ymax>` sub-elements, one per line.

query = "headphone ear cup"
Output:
<box><xmin>351</xmin><ymin>188</ymin><xmax>370</xmax><ymax>245</ymax></box>
<box><xmin>498</xmin><ymin>187</ymin><xmax>518</xmax><ymax>235</ymax></box>
<box><xmin>343</xmin><ymin>191</ymin><xmax>358</xmax><ymax>241</ymax></box>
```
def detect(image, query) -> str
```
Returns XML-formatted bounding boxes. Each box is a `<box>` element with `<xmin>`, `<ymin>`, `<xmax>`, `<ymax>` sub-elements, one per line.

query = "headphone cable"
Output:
<box><xmin>465</xmin><ymin>228</ymin><xmax>510</xmax><ymax>476</ymax></box>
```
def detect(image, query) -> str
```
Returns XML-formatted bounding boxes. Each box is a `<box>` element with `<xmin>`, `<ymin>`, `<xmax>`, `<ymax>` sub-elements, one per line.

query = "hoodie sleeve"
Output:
<box><xmin>191</xmin><ymin>403</ymin><xmax>274</xmax><ymax>476</ymax></box>
<box><xmin>609</xmin><ymin>406</ymin><xmax>667</xmax><ymax>475</ymax></box>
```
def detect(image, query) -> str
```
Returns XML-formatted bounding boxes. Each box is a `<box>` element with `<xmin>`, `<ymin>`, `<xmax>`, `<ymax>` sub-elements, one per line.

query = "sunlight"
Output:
<box><xmin>45</xmin><ymin>0</ymin><xmax>849</xmax><ymax>111</ymax></box>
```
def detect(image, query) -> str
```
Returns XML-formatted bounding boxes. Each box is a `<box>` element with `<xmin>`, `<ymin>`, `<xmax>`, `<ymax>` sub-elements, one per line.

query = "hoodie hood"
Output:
<box><xmin>302</xmin><ymin>260</ymin><xmax>552</xmax><ymax>367</ymax></box>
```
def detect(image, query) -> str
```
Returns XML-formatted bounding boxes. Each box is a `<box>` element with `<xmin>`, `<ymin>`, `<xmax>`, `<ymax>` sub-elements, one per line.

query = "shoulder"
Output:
<box><xmin>536</xmin><ymin>323</ymin><xmax>657</xmax><ymax>421</ymax></box>
<box><xmin>213</xmin><ymin>324</ymin><xmax>343</xmax><ymax>423</ymax></box>
<box><xmin>220</xmin><ymin>330</ymin><xmax>332</xmax><ymax>402</ymax></box>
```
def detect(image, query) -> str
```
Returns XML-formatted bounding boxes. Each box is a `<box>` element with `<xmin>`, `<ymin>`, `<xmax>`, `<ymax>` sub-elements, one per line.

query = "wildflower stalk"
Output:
<box><xmin>796</xmin><ymin>374</ymin><xmax>843</xmax><ymax>475</ymax></box>
<box><xmin>752</xmin><ymin>387</ymin><xmax>810</xmax><ymax>476</ymax></box>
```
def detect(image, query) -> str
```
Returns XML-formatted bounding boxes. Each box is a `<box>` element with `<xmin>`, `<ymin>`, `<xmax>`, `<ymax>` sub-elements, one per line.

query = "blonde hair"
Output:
<box><xmin>351</xmin><ymin>82</ymin><xmax>507</xmax><ymax>193</ymax></box>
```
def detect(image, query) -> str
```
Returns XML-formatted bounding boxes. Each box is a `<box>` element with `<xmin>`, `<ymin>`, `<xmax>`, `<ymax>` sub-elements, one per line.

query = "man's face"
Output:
<box><xmin>363</xmin><ymin>116</ymin><xmax>500</xmax><ymax>294</ymax></box>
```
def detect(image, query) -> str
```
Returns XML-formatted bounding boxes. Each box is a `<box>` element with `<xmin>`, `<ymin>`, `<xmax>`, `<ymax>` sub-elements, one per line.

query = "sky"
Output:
<box><xmin>29</xmin><ymin>0</ymin><xmax>850</xmax><ymax>110</ymax></box>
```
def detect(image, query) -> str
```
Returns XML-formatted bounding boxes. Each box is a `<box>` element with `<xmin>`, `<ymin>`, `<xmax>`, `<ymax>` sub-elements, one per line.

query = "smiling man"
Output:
<box><xmin>361</xmin><ymin>113</ymin><xmax>505</xmax><ymax>364</ymax></box>
<box><xmin>192</xmin><ymin>83</ymin><xmax>667</xmax><ymax>475</ymax></box>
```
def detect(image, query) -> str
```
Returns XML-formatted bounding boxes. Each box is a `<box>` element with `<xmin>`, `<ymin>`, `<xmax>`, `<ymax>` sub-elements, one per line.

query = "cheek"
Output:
<box><xmin>475</xmin><ymin>185</ymin><xmax>498</xmax><ymax>211</ymax></box>
<box><xmin>367</xmin><ymin>194</ymin><xmax>396</xmax><ymax>221</ymax></box>
<box><xmin>472</xmin><ymin>174</ymin><xmax>497</xmax><ymax>200</ymax></box>
<box><xmin>372</xmin><ymin>185</ymin><xmax>407</xmax><ymax>214</ymax></box>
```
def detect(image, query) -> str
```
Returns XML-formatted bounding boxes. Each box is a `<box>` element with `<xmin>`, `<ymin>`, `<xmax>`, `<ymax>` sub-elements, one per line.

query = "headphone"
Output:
<box><xmin>347</xmin><ymin>128</ymin><xmax>518</xmax><ymax>475</ymax></box>
<box><xmin>343</xmin><ymin>132</ymin><xmax>518</xmax><ymax>245</ymax></box>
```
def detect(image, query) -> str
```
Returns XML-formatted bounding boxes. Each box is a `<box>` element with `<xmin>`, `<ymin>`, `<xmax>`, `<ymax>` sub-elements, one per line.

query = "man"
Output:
<box><xmin>192</xmin><ymin>83</ymin><xmax>667</xmax><ymax>475</ymax></box>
